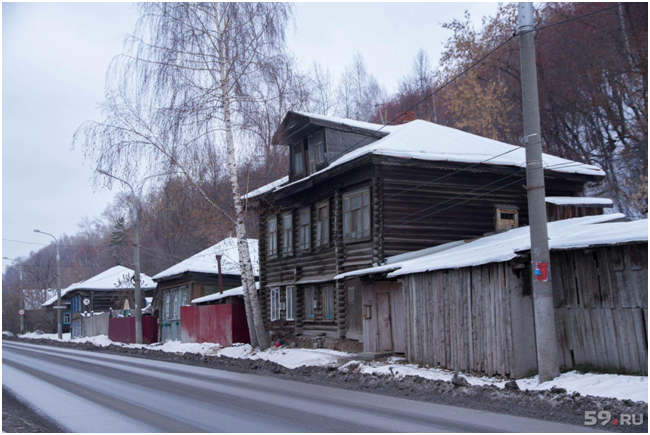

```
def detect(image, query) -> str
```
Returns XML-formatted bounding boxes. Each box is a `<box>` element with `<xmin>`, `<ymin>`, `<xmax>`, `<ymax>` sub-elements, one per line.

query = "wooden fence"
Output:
<box><xmin>552</xmin><ymin>244</ymin><xmax>647</xmax><ymax>374</ymax></box>
<box><xmin>401</xmin><ymin>242</ymin><xmax>647</xmax><ymax>378</ymax></box>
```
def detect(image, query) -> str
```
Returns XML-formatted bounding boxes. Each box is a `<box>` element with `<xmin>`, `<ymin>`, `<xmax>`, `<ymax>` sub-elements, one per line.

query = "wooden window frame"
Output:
<box><xmin>322</xmin><ymin>285</ymin><xmax>334</xmax><ymax>321</ymax></box>
<box><xmin>343</xmin><ymin>188</ymin><xmax>371</xmax><ymax>243</ymax></box>
<box><xmin>293</xmin><ymin>144</ymin><xmax>304</xmax><ymax>176</ymax></box>
<box><xmin>304</xmin><ymin>286</ymin><xmax>315</xmax><ymax>320</ymax></box>
<box><xmin>270</xmin><ymin>287</ymin><xmax>280</xmax><ymax>321</ymax></box>
<box><xmin>285</xmin><ymin>286</ymin><xmax>295</xmax><ymax>321</ymax></box>
<box><xmin>495</xmin><ymin>205</ymin><xmax>519</xmax><ymax>233</ymax></box>
<box><xmin>282</xmin><ymin>212</ymin><xmax>293</xmax><ymax>256</ymax></box>
<box><xmin>315</xmin><ymin>200</ymin><xmax>330</xmax><ymax>248</ymax></box>
<box><xmin>298</xmin><ymin>207</ymin><xmax>311</xmax><ymax>251</ymax></box>
<box><xmin>267</xmin><ymin>215</ymin><xmax>278</xmax><ymax>259</ymax></box>
<box><xmin>307</xmin><ymin>130</ymin><xmax>325</xmax><ymax>174</ymax></box>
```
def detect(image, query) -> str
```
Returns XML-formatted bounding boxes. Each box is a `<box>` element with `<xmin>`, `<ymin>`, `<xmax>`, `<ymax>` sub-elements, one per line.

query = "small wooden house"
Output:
<box><xmin>151</xmin><ymin>237</ymin><xmax>258</xmax><ymax>342</ymax></box>
<box><xmin>246</xmin><ymin>111</ymin><xmax>605</xmax><ymax>352</ymax></box>
<box><xmin>337</xmin><ymin>214</ymin><xmax>647</xmax><ymax>377</ymax></box>
<box><xmin>42</xmin><ymin>265</ymin><xmax>156</xmax><ymax>338</ymax></box>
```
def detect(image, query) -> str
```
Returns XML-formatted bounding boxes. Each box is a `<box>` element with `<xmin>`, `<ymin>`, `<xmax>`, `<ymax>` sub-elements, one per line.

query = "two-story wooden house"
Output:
<box><xmin>246</xmin><ymin>111</ymin><xmax>605</xmax><ymax>352</ymax></box>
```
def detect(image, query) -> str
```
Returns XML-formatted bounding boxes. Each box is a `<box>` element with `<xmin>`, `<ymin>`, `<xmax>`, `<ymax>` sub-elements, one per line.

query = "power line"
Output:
<box><xmin>535</xmin><ymin>3</ymin><xmax>623</xmax><ymax>32</ymax></box>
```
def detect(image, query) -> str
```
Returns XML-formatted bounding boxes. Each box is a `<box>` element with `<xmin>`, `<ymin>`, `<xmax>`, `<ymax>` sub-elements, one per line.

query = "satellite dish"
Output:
<box><xmin>83</xmin><ymin>298</ymin><xmax>90</xmax><ymax>306</ymax></box>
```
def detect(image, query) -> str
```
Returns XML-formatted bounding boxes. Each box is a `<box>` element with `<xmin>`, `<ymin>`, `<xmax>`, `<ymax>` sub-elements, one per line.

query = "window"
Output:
<box><xmin>322</xmin><ymin>286</ymin><xmax>334</xmax><ymax>320</ymax></box>
<box><xmin>294</xmin><ymin>145</ymin><xmax>304</xmax><ymax>175</ymax></box>
<box><xmin>270</xmin><ymin>288</ymin><xmax>280</xmax><ymax>321</ymax></box>
<box><xmin>305</xmin><ymin>286</ymin><xmax>315</xmax><ymax>319</ymax></box>
<box><xmin>72</xmin><ymin>295</ymin><xmax>81</xmax><ymax>313</ymax></box>
<box><xmin>282</xmin><ymin>212</ymin><xmax>293</xmax><ymax>255</ymax></box>
<box><xmin>495</xmin><ymin>206</ymin><xmax>519</xmax><ymax>233</ymax></box>
<box><xmin>316</xmin><ymin>201</ymin><xmax>329</xmax><ymax>247</ymax></box>
<box><xmin>309</xmin><ymin>131</ymin><xmax>325</xmax><ymax>166</ymax></box>
<box><xmin>286</xmin><ymin>287</ymin><xmax>295</xmax><ymax>321</ymax></box>
<box><xmin>203</xmin><ymin>285</ymin><xmax>219</xmax><ymax>297</ymax></box>
<box><xmin>267</xmin><ymin>216</ymin><xmax>277</xmax><ymax>257</ymax></box>
<box><xmin>63</xmin><ymin>312</ymin><xmax>71</xmax><ymax>325</ymax></box>
<box><xmin>343</xmin><ymin>188</ymin><xmax>371</xmax><ymax>242</ymax></box>
<box><xmin>298</xmin><ymin>208</ymin><xmax>311</xmax><ymax>251</ymax></box>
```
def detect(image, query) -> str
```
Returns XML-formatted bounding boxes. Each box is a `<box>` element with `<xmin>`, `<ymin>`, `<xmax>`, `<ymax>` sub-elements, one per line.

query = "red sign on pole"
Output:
<box><xmin>535</xmin><ymin>262</ymin><xmax>549</xmax><ymax>282</ymax></box>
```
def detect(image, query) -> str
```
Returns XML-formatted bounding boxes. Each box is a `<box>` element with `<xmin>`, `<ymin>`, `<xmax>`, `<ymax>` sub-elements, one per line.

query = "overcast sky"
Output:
<box><xmin>2</xmin><ymin>2</ymin><xmax>500</xmax><ymax>267</ymax></box>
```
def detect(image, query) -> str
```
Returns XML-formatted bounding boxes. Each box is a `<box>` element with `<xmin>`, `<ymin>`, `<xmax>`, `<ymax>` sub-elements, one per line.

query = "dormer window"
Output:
<box><xmin>293</xmin><ymin>144</ymin><xmax>304</xmax><ymax>175</ymax></box>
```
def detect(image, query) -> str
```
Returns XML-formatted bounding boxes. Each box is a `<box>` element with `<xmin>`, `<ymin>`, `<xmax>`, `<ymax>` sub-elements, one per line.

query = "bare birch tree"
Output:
<box><xmin>75</xmin><ymin>3</ymin><xmax>295</xmax><ymax>349</ymax></box>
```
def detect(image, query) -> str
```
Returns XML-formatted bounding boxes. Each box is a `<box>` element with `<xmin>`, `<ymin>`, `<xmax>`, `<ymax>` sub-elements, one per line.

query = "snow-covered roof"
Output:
<box><xmin>152</xmin><ymin>238</ymin><xmax>259</xmax><ymax>281</ymax></box>
<box><xmin>546</xmin><ymin>196</ymin><xmax>613</xmax><ymax>206</ymax></box>
<box><xmin>336</xmin><ymin>214</ymin><xmax>647</xmax><ymax>280</ymax></box>
<box><xmin>253</xmin><ymin>112</ymin><xmax>605</xmax><ymax>198</ymax></box>
<box><xmin>242</xmin><ymin>176</ymin><xmax>289</xmax><ymax>200</ymax></box>
<box><xmin>42</xmin><ymin>266</ymin><xmax>156</xmax><ymax>307</ymax></box>
<box><xmin>191</xmin><ymin>281</ymin><xmax>259</xmax><ymax>304</ymax></box>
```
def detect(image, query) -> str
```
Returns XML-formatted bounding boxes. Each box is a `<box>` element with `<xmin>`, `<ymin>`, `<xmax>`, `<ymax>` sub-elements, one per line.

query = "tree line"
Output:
<box><xmin>3</xmin><ymin>2</ymin><xmax>646</xmax><ymax>335</ymax></box>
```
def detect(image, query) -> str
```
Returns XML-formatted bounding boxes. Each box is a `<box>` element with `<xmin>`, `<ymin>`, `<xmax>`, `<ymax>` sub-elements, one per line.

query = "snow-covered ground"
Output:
<box><xmin>12</xmin><ymin>332</ymin><xmax>647</xmax><ymax>403</ymax></box>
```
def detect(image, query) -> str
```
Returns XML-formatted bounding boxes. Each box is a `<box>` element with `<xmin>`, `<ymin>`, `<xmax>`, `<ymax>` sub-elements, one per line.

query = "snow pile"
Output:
<box><xmin>43</xmin><ymin>266</ymin><xmax>156</xmax><ymax>307</ymax></box>
<box><xmin>20</xmin><ymin>332</ymin><xmax>71</xmax><ymax>341</ymax></box>
<box><xmin>153</xmin><ymin>237</ymin><xmax>259</xmax><ymax>281</ymax></box>
<box><xmin>340</xmin><ymin>359</ymin><xmax>648</xmax><ymax>403</ymax></box>
<box><xmin>2</xmin><ymin>331</ymin><xmax>14</xmax><ymax>338</ymax></box>
<box><xmin>337</xmin><ymin>214</ymin><xmax>647</xmax><ymax>280</ymax></box>
<box><xmin>217</xmin><ymin>344</ymin><xmax>349</xmax><ymax>369</ymax></box>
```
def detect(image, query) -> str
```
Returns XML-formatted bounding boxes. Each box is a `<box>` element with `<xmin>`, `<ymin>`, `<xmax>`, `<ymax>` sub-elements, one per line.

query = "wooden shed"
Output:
<box><xmin>338</xmin><ymin>214</ymin><xmax>648</xmax><ymax>377</ymax></box>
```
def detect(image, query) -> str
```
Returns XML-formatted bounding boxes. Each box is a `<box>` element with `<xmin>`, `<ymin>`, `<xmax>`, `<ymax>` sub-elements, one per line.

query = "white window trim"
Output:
<box><xmin>286</xmin><ymin>286</ymin><xmax>295</xmax><ymax>321</ymax></box>
<box><xmin>270</xmin><ymin>287</ymin><xmax>280</xmax><ymax>321</ymax></box>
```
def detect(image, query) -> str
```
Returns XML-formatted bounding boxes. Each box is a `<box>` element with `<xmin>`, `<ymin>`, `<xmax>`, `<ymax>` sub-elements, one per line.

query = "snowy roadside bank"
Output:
<box><xmin>11</xmin><ymin>331</ymin><xmax>649</xmax><ymax>404</ymax></box>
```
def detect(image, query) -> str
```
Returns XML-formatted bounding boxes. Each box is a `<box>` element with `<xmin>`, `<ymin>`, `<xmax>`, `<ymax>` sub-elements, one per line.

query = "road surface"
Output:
<box><xmin>2</xmin><ymin>341</ymin><xmax>594</xmax><ymax>433</ymax></box>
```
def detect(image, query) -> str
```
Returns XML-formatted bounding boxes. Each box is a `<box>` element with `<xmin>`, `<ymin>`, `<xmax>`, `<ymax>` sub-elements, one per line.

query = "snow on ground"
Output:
<box><xmin>13</xmin><ymin>332</ymin><xmax>646</xmax><ymax>403</ymax></box>
<box><xmin>342</xmin><ymin>359</ymin><xmax>648</xmax><ymax>403</ymax></box>
<box><xmin>217</xmin><ymin>344</ymin><xmax>349</xmax><ymax>369</ymax></box>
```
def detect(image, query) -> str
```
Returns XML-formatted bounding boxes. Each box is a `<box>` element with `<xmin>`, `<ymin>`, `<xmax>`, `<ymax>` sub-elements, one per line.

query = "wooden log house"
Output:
<box><xmin>42</xmin><ymin>265</ymin><xmax>156</xmax><ymax>337</ymax></box>
<box><xmin>246</xmin><ymin>111</ymin><xmax>606</xmax><ymax>353</ymax></box>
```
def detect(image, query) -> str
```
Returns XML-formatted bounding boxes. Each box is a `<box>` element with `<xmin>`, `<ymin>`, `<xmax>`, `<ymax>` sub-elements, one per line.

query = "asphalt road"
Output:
<box><xmin>2</xmin><ymin>341</ymin><xmax>596</xmax><ymax>433</ymax></box>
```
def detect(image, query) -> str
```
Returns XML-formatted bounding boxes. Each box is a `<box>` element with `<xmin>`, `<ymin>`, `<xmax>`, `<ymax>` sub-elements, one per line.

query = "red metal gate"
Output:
<box><xmin>108</xmin><ymin>316</ymin><xmax>158</xmax><ymax>344</ymax></box>
<box><xmin>180</xmin><ymin>304</ymin><xmax>250</xmax><ymax>346</ymax></box>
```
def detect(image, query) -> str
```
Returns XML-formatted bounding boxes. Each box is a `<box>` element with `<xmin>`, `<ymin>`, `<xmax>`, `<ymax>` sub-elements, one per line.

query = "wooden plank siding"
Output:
<box><xmin>401</xmin><ymin>243</ymin><xmax>647</xmax><ymax>378</ymax></box>
<box><xmin>552</xmin><ymin>243</ymin><xmax>648</xmax><ymax>375</ymax></box>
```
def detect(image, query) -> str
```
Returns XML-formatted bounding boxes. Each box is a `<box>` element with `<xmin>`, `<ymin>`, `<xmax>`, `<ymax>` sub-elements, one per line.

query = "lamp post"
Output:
<box><xmin>97</xmin><ymin>169</ymin><xmax>143</xmax><ymax>344</ymax></box>
<box><xmin>33</xmin><ymin>230</ymin><xmax>62</xmax><ymax>339</ymax></box>
<box><xmin>4</xmin><ymin>257</ymin><xmax>24</xmax><ymax>334</ymax></box>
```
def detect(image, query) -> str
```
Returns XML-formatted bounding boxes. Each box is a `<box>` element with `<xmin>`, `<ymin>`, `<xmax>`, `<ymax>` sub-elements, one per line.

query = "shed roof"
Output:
<box><xmin>336</xmin><ymin>214</ymin><xmax>647</xmax><ymax>280</ymax></box>
<box><xmin>42</xmin><ymin>266</ymin><xmax>156</xmax><ymax>307</ymax></box>
<box><xmin>152</xmin><ymin>237</ymin><xmax>259</xmax><ymax>281</ymax></box>
<box><xmin>191</xmin><ymin>281</ymin><xmax>259</xmax><ymax>304</ymax></box>
<box><xmin>545</xmin><ymin>196</ymin><xmax>614</xmax><ymax>206</ymax></box>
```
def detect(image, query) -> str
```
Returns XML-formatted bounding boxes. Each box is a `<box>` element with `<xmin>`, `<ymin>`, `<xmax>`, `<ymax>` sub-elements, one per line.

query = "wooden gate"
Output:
<box><xmin>362</xmin><ymin>280</ymin><xmax>407</xmax><ymax>353</ymax></box>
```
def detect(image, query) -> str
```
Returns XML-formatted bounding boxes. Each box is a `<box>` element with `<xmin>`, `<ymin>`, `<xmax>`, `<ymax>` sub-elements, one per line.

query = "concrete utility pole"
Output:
<box><xmin>34</xmin><ymin>230</ymin><xmax>62</xmax><ymax>339</ymax></box>
<box><xmin>518</xmin><ymin>2</ymin><xmax>559</xmax><ymax>383</ymax></box>
<box><xmin>97</xmin><ymin>169</ymin><xmax>143</xmax><ymax>344</ymax></box>
<box><xmin>4</xmin><ymin>257</ymin><xmax>25</xmax><ymax>334</ymax></box>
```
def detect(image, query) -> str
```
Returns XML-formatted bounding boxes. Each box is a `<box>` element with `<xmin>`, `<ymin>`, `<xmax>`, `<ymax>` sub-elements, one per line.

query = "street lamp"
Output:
<box><xmin>33</xmin><ymin>229</ymin><xmax>63</xmax><ymax>339</ymax></box>
<box><xmin>97</xmin><ymin>169</ymin><xmax>143</xmax><ymax>344</ymax></box>
<box><xmin>4</xmin><ymin>256</ymin><xmax>24</xmax><ymax>334</ymax></box>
